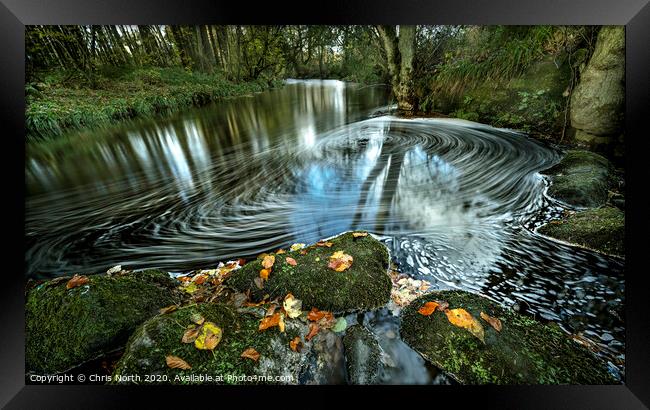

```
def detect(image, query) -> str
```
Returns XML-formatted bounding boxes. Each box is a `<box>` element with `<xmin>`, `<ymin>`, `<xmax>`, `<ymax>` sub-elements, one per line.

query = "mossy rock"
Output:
<box><xmin>538</xmin><ymin>206</ymin><xmax>624</xmax><ymax>256</ymax></box>
<box><xmin>400</xmin><ymin>291</ymin><xmax>616</xmax><ymax>385</ymax></box>
<box><xmin>26</xmin><ymin>269</ymin><xmax>178</xmax><ymax>374</ymax></box>
<box><xmin>343</xmin><ymin>325</ymin><xmax>382</xmax><ymax>384</ymax></box>
<box><xmin>226</xmin><ymin>232</ymin><xmax>391</xmax><ymax>313</ymax></box>
<box><xmin>543</xmin><ymin>150</ymin><xmax>614</xmax><ymax>207</ymax></box>
<box><xmin>111</xmin><ymin>303</ymin><xmax>343</xmax><ymax>384</ymax></box>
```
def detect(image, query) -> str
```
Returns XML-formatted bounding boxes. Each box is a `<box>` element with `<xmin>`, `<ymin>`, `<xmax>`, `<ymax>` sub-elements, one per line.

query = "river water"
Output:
<box><xmin>26</xmin><ymin>79</ymin><xmax>624</xmax><ymax>382</ymax></box>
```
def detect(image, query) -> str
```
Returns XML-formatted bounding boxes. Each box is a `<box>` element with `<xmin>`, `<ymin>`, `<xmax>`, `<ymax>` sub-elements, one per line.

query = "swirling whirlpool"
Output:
<box><xmin>26</xmin><ymin>81</ymin><xmax>624</xmax><ymax>379</ymax></box>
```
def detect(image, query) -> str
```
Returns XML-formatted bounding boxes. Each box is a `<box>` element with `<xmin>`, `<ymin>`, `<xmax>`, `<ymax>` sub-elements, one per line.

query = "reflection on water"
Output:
<box><xmin>26</xmin><ymin>80</ymin><xmax>624</xmax><ymax>379</ymax></box>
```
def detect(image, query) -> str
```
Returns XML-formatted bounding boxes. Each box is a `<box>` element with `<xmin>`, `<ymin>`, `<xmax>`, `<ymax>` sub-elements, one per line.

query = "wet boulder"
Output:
<box><xmin>343</xmin><ymin>325</ymin><xmax>382</xmax><ymax>384</ymax></box>
<box><xmin>111</xmin><ymin>303</ymin><xmax>345</xmax><ymax>384</ymax></box>
<box><xmin>26</xmin><ymin>269</ymin><xmax>179</xmax><ymax>374</ymax></box>
<box><xmin>400</xmin><ymin>290</ymin><xmax>616</xmax><ymax>384</ymax></box>
<box><xmin>226</xmin><ymin>232</ymin><xmax>391</xmax><ymax>313</ymax></box>
<box><xmin>543</xmin><ymin>150</ymin><xmax>614</xmax><ymax>208</ymax></box>
<box><xmin>538</xmin><ymin>206</ymin><xmax>624</xmax><ymax>257</ymax></box>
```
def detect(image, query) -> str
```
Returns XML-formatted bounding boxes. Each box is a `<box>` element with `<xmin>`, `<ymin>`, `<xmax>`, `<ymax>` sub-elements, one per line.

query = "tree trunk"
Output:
<box><xmin>376</xmin><ymin>25</ymin><xmax>419</xmax><ymax>114</ymax></box>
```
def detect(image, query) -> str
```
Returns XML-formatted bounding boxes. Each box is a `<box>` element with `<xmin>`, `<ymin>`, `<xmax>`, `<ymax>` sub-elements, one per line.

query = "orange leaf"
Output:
<box><xmin>307</xmin><ymin>307</ymin><xmax>333</xmax><ymax>323</ymax></box>
<box><xmin>316</xmin><ymin>241</ymin><xmax>333</xmax><ymax>247</ymax></box>
<box><xmin>178</xmin><ymin>276</ymin><xmax>191</xmax><ymax>282</ymax></box>
<box><xmin>262</xmin><ymin>255</ymin><xmax>276</xmax><ymax>269</ymax></box>
<box><xmin>285</xmin><ymin>257</ymin><xmax>297</xmax><ymax>266</ymax></box>
<box><xmin>480</xmin><ymin>311</ymin><xmax>503</xmax><ymax>332</ymax></box>
<box><xmin>166</xmin><ymin>355</ymin><xmax>191</xmax><ymax>370</ymax></box>
<box><xmin>290</xmin><ymin>336</ymin><xmax>303</xmax><ymax>352</ymax></box>
<box><xmin>259</xmin><ymin>312</ymin><xmax>282</xmax><ymax>331</ymax></box>
<box><xmin>445</xmin><ymin>308</ymin><xmax>485</xmax><ymax>343</ymax></box>
<box><xmin>193</xmin><ymin>274</ymin><xmax>207</xmax><ymax>285</ymax></box>
<box><xmin>240</xmin><ymin>348</ymin><xmax>260</xmax><ymax>361</ymax></box>
<box><xmin>306</xmin><ymin>323</ymin><xmax>320</xmax><ymax>341</ymax></box>
<box><xmin>352</xmin><ymin>232</ymin><xmax>368</xmax><ymax>238</ymax></box>
<box><xmin>260</xmin><ymin>268</ymin><xmax>270</xmax><ymax>280</ymax></box>
<box><xmin>299</xmin><ymin>249</ymin><xmax>308</xmax><ymax>255</ymax></box>
<box><xmin>66</xmin><ymin>274</ymin><xmax>89</xmax><ymax>289</ymax></box>
<box><xmin>327</xmin><ymin>251</ymin><xmax>353</xmax><ymax>272</ymax></box>
<box><xmin>418</xmin><ymin>301</ymin><xmax>439</xmax><ymax>316</ymax></box>
<box><xmin>276</xmin><ymin>249</ymin><xmax>286</xmax><ymax>254</ymax></box>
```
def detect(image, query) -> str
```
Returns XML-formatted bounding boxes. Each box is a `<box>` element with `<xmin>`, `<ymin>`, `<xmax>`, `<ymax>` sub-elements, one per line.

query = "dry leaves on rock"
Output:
<box><xmin>166</xmin><ymin>355</ymin><xmax>191</xmax><ymax>370</ymax></box>
<box><xmin>328</xmin><ymin>251</ymin><xmax>353</xmax><ymax>272</ymax></box>
<box><xmin>262</xmin><ymin>255</ymin><xmax>276</xmax><ymax>269</ymax></box>
<box><xmin>352</xmin><ymin>232</ymin><xmax>368</xmax><ymax>238</ymax></box>
<box><xmin>480</xmin><ymin>311</ymin><xmax>502</xmax><ymax>332</ymax></box>
<box><xmin>66</xmin><ymin>274</ymin><xmax>89</xmax><ymax>289</ymax></box>
<box><xmin>283</xmin><ymin>293</ymin><xmax>302</xmax><ymax>318</ymax></box>
<box><xmin>194</xmin><ymin>322</ymin><xmax>223</xmax><ymax>350</ymax></box>
<box><xmin>290</xmin><ymin>336</ymin><xmax>303</xmax><ymax>352</ymax></box>
<box><xmin>418</xmin><ymin>301</ymin><xmax>439</xmax><ymax>316</ymax></box>
<box><xmin>316</xmin><ymin>241</ymin><xmax>333</xmax><ymax>247</ymax></box>
<box><xmin>306</xmin><ymin>323</ymin><xmax>320</xmax><ymax>341</ymax></box>
<box><xmin>285</xmin><ymin>257</ymin><xmax>297</xmax><ymax>266</ymax></box>
<box><xmin>445</xmin><ymin>308</ymin><xmax>485</xmax><ymax>343</ymax></box>
<box><xmin>290</xmin><ymin>243</ymin><xmax>306</xmax><ymax>251</ymax></box>
<box><xmin>259</xmin><ymin>312</ymin><xmax>282</xmax><ymax>331</ymax></box>
<box><xmin>259</xmin><ymin>269</ymin><xmax>270</xmax><ymax>280</ymax></box>
<box><xmin>240</xmin><ymin>348</ymin><xmax>260</xmax><ymax>361</ymax></box>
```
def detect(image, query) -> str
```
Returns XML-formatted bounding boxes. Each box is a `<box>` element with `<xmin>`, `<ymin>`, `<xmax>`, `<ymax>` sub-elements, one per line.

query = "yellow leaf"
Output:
<box><xmin>262</xmin><ymin>255</ymin><xmax>275</xmax><ymax>269</ymax></box>
<box><xmin>276</xmin><ymin>249</ymin><xmax>286</xmax><ymax>254</ymax></box>
<box><xmin>166</xmin><ymin>355</ymin><xmax>191</xmax><ymax>370</ymax></box>
<box><xmin>283</xmin><ymin>293</ymin><xmax>302</xmax><ymax>318</ymax></box>
<box><xmin>194</xmin><ymin>322</ymin><xmax>222</xmax><ymax>350</ymax></box>
<box><xmin>445</xmin><ymin>308</ymin><xmax>485</xmax><ymax>343</ymax></box>
<box><xmin>418</xmin><ymin>301</ymin><xmax>439</xmax><ymax>316</ymax></box>
<box><xmin>480</xmin><ymin>311</ymin><xmax>503</xmax><ymax>332</ymax></box>
<box><xmin>240</xmin><ymin>348</ymin><xmax>260</xmax><ymax>361</ymax></box>
<box><xmin>352</xmin><ymin>232</ymin><xmax>368</xmax><ymax>238</ymax></box>
<box><xmin>260</xmin><ymin>268</ymin><xmax>270</xmax><ymax>280</ymax></box>
<box><xmin>183</xmin><ymin>283</ymin><xmax>198</xmax><ymax>294</ymax></box>
<box><xmin>328</xmin><ymin>251</ymin><xmax>353</xmax><ymax>272</ymax></box>
<box><xmin>290</xmin><ymin>243</ymin><xmax>306</xmax><ymax>251</ymax></box>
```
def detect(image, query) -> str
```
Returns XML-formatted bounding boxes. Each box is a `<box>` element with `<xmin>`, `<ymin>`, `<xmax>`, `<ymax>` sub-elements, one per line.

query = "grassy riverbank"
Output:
<box><xmin>26</xmin><ymin>67</ymin><xmax>283</xmax><ymax>141</ymax></box>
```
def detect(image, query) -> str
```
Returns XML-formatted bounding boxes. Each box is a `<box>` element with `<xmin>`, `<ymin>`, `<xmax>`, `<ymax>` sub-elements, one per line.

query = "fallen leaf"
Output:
<box><xmin>418</xmin><ymin>301</ymin><xmax>439</xmax><ymax>316</ymax></box>
<box><xmin>276</xmin><ymin>249</ymin><xmax>286</xmax><ymax>254</ymax></box>
<box><xmin>285</xmin><ymin>257</ymin><xmax>297</xmax><ymax>266</ymax></box>
<box><xmin>262</xmin><ymin>255</ymin><xmax>275</xmax><ymax>269</ymax></box>
<box><xmin>265</xmin><ymin>303</ymin><xmax>279</xmax><ymax>317</ymax></box>
<box><xmin>159</xmin><ymin>305</ymin><xmax>178</xmax><ymax>314</ymax></box>
<box><xmin>327</xmin><ymin>251</ymin><xmax>353</xmax><ymax>272</ymax></box>
<box><xmin>445</xmin><ymin>308</ymin><xmax>485</xmax><ymax>343</ymax></box>
<box><xmin>290</xmin><ymin>243</ymin><xmax>306</xmax><ymax>251</ymax></box>
<box><xmin>480</xmin><ymin>311</ymin><xmax>503</xmax><ymax>332</ymax></box>
<box><xmin>283</xmin><ymin>293</ymin><xmax>302</xmax><ymax>318</ymax></box>
<box><xmin>317</xmin><ymin>241</ymin><xmax>333</xmax><ymax>247</ymax></box>
<box><xmin>306</xmin><ymin>323</ymin><xmax>320</xmax><ymax>341</ymax></box>
<box><xmin>194</xmin><ymin>322</ymin><xmax>222</xmax><ymax>350</ymax></box>
<box><xmin>254</xmin><ymin>277</ymin><xmax>264</xmax><ymax>289</ymax></box>
<box><xmin>192</xmin><ymin>274</ymin><xmax>207</xmax><ymax>285</ymax></box>
<box><xmin>190</xmin><ymin>313</ymin><xmax>205</xmax><ymax>325</ymax></box>
<box><xmin>178</xmin><ymin>276</ymin><xmax>191</xmax><ymax>283</ymax></box>
<box><xmin>352</xmin><ymin>232</ymin><xmax>368</xmax><ymax>238</ymax></box>
<box><xmin>166</xmin><ymin>355</ymin><xmax>191</xmax><ymax>370</ymax></box>
<box><xmin>307</xmin><ymin>307</ymin><xmax>333</xmax><ymax>323</ymax></box>
<box><xmin>290</xmin><ymin>336</ymin><xmax>303</xmax><ymax>352</ymax></box>
<box><xmin>332</xmin><ymin>317</ymin><xmax>347</xmax><ymax>333</ymax></box>
<box><xmin>106</xmin><ymin>265</ymin><xmax>122</xmax><ymax>275</ymax></box>
<box><xmin>260</xmin><ymin>269</ymin><xmax>270</xmax><ymax>280</ymax></box>
<box><xmin>181</xmin><ymin>326</ymin><xmax>201</xmax><ymax>343</ymax></box>
<box><xmin>183</xmin><ymin>283</ymin><xmax>198</xmax><ymax>294</ymax></box>
<box><xmin>240</xmin><ymin>348</ymin><xmax>260</xmax><ymax>361</ymax></box>
<box><xmin>299</xmin><ymin>249</ymin><xmax>308</xmax><ymax>255</ymax></box>
<box><xmin>279</xmin><ymin>314</ymin><xmax>286</xmax><ymax>333</ymax></box>
<box><xmin>66</xmin><ymin>274</ymin><xmax>89</xmax><ymax>290</ymax></box>
<box><xmin>259</xmin><ymin>312</ymin><xmax>282</xmax><ymax>331</ymax></box>
<box><xmin>438</xmin><ymin>300</ymin><xmax>450</xmax><ymax>311</ymax></box>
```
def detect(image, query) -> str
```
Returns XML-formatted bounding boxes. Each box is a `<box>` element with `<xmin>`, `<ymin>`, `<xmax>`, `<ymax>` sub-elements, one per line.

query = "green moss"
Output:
<box><xmin>538</xmin><ymin>206</ymin><xmax>624</xmax><ymax>256</ymax></box>
<box><xmin>111</xmin><ymin>303</ymin><xmax>304</xmax><ymax>384</ymax></box>
<box><xmin>543</xmin><ymin>150</ymin><xmax>614</xmax><ymax>207</ymax></box>
<box><xmin>400</xmin><ymin>290</ymin><xmax>616</xmax><ymax>385</ymax></box>
<box><xmin>26</xmin><ymin>269</ymin><xmax>178</xmax><ymax>374</ymax></box>
<box><xmin>225</xmin><ymin>232</ymin><xmax>391</xmax><ymax>313</ymax></box>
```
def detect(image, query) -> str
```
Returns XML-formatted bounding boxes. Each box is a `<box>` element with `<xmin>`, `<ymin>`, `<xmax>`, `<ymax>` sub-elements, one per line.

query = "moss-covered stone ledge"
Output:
<box><xmin>542</xmin><ymin>150</ymin><xmax>615</xmax><ymax>208</ymax></box>
<box><xmin>26</xmin><ymin>269</ymin><xmax>179</xmax><ymax>374</ymax></box>
<box><xmin>226</xmin><ymin>232</ymin><xmax>391</xmax><ymax>313</ymax></box>
<box><xmin>111</xmin><ymin>303</ymin><xmax>344</xmax><ymax>384</ymax></box>
<box><xmin>400</xmin><ymin>290</ymin><xmax>615</xmax><ymax>385</ymax></box>
<box><xmin>537</xmin><ymin>206</ymin><xmax>624</xmax><ymax>257</ymax></box>
<box><xmin>343</xmin><ymin>325</ymin><xmax>382</xmax><ymax>384</ymax></box>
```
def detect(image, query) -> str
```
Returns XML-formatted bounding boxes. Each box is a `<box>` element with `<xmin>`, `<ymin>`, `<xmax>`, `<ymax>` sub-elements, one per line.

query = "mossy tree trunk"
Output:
<box><xmin>376</xmin><ymin>25</ymin><xmax>418</xmax><ymax>114</ymax></box>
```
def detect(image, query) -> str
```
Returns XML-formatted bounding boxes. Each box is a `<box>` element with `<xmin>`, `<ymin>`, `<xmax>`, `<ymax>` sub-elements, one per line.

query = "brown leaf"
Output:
<box><xmin>159</xmin><ymin>305</ymin><xmax>178</xmax><ymax>314</ymax></box>
<box><xmin>260</xmin><ymin>269</ymin><xmax>270</xmax><ymax>280</ymax></box>
<box><xmin>193</xmin><ymin>274</ymin><xmax>207</xmax><ymax>285</ymax></box>
<box><xmin>166</xmin><ymin>355</ymin><xmax>191</xmax><ymax>370</ymax></box>
<box><xmin>290</xmin><ymin>336</ymin><xmax>303</xmax><ymax>352</ymax></box>
<box><xmin>352</xmin><ymin>232</ymin><xmax>368</xmax><ymax>238</ymax></box>
<box><xmin>299</xmin><ymin>249</ymin><xmax>308</xmax><ymax>255</ymax></box>
<box><xmin>195</xmin><ymin>322</ymin><xmax>222</xmax><ymax>350</ymax></box>
<box><xmin>480</xmin><ymin>311</ymin><xmax>502</xmax><ymax>332</ymax></box>
<box><xmin>418</xmin><ymin>301</ymin><xmax>439</xmax><ymax>316</ymax></box>
<box><xmin>66</xmin><ymin>274</ymin><xmax>89</xmax><ymax>289</ymax></box>
<box><xmin>265</xmin><ymin>303</ymin><xmax>279</xmax><ymax>317</ymax></box>
<box><xmin>240</xmin><ymin>348</ymin><xmax>260</xmax><ymax>361</ymax></box>
<box><xmin>262</xmin><ymin>254</ymin><xmax>276</xmax><ymax>269</ymax></box>
<box><xmin>445</xmin><ymin>308</ymin><xmax>485</xmax><ymax>343</ymax></box>
<box><xmin>307</xmin><ymin>307</ymin><xmax>333</xmax><ymax>323</ymax></box>
<box><xmin>259</xmin><ymin>312</ymin><xmax>282</xmax><ymax>331</ymax></box>
<box><xmin>316</xmin><ymin>241</ymin><xmax>334</xmax><ymax>247</ymax></box>
<box><xmin>254</xmin><ymin>277</ymin><xmax>264</xmax><ymax>289</ymax></box>
<box><xmin>285</xmin><ymin>257</ymin><xmax>297</xmax><ymax>266</ymax></box>
<box><xmin>181</xmin><ymin>326</ymin><xmax>200</xmax><ymax>343</ymax></box>
<box><xmin>306</xmin><ymin>323</ymin><xmax>320</xmax><ymax>341</ymax></box>
<box><xmin>327</xmin><ymin>251</ymin><xmax>353</xmax><ymax>272</ymax></box>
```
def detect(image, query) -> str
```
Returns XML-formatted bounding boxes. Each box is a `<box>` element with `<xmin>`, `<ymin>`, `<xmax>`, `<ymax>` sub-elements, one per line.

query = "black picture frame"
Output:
<box><xmin>2</xmin><ymin>0</ymin><xmax>649</xmax><ymax>408</ymax></box>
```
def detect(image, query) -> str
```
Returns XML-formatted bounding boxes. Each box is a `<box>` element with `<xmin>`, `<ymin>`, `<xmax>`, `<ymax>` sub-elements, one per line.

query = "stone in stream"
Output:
<box><xmin>537</xmin><ymin>206</ymin><xmax>624</xmax><ymax>257</ymax></box>
<box><xmin>542</xmin><ymin>150</ymin><xmax>615</xmax><ymax>208</ymax></box>
<box><xmin>111</xmin><ymin>303</ymin><xmax>345</xmax><ymax>384</ymax></box>
<box><xmin>26</xmin><ymin>269</ymin><xmax>179</xmax><ymax>374</ymax></box>
<box><xmin>226</xmin><ymin>232</ymin><xmax>392</xmax><ymax>313</ymax></box>
<box><xmin>400</xmin><ymin>290</ymin><xmax>616</xmax><ymax>385</ymax></box>
<box><xmin>343</xmin><ymin>325</ymin><xmax>383</xmax><ymax>384</ymax></box>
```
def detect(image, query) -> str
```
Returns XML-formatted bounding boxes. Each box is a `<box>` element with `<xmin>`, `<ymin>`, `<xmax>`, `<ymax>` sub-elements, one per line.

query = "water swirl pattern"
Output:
<box><xmin>26</xmin><ymin>80</ymin><xmax>624</xmax><ymax>376</ymax></box>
